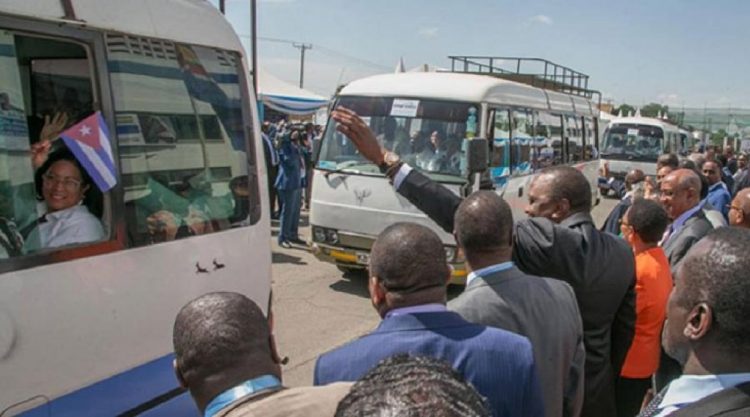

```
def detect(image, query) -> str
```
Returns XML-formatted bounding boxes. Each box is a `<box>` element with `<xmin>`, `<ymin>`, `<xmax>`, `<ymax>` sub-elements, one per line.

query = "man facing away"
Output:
<box><xmin>314</xmin><ymin>222</ymin><xmax>544</xmax><ymax>417</ymax></box>
<box><xmin>638</xmin><ymin>228</ymin><xmax>750</xmax><ymax>417</ymax></box>
<box><xmin>330</xmin><ymin>107</ymin><xmax>635</xmax><ymax>417</ymax></box>
<box><xmin>335</xmin><ymin>354</ymin><xmax>491</xmax><ymax>417</ymax></box>
<box><xmin>173</xmin><ymin>292</ymin><xmax>351</xmax><ymax>417</ymax></box>
<box><xmin>448</xmin><ymin>191</ymin><xmax>585</xmax><ymax>417</ymax></box>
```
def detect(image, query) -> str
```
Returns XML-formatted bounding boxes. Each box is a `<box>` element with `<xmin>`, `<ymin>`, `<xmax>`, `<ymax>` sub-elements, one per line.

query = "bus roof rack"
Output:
<box><xmin>446</xmin><ymin>56</ymin><xmax>597</xmax><ymax>99</ymax></box>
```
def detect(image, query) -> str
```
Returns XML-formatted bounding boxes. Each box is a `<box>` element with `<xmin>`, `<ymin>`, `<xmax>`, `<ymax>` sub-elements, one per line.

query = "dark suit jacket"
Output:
<box><xmin>314</xmin><ymin>310</ymin><xmax>544</xmax><ymax>417</ymax></box>
<box><xmin>662</xmin><ymin>208</ymin><xmax>713</xmax><ymax>269</ymax></box>
<box><xmin>601</xmin><ymin>196</ymin><xmax>632</xmax><ymax>236</ymax></box>
<box><xmin>449</xmin><ymin>266</ymin><xmax>585</xmax><ymax>417</ymax></box>
<box><xmin>398</xmin><ymin>169</ymin><xmax>636</xmax><ymax>417</ymax></box>
<box><xmin>671</xmin><ymin>382</ymin><xmax>750</xmax><ymax>417</ymax></box>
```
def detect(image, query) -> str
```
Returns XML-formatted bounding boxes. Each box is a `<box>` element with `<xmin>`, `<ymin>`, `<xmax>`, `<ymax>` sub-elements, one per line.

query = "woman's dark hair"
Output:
<box><xmin>34</xmin><ymin>147</ymin><xmax>103</xmax><ymax>217</ymax></box>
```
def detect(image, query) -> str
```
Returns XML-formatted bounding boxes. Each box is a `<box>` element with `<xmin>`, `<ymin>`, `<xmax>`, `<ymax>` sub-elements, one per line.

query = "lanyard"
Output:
<box><xmin>204</xmin><ymin>375</ymin><xmax>282</xmax><ymax>417</ymax></box>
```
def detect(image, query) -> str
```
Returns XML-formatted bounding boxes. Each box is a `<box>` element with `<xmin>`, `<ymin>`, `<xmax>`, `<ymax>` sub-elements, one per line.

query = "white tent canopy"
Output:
<box><xmin>258</xmin><ymin>68</ymin><xmax>329</xmax><ymax>116</ymax></box>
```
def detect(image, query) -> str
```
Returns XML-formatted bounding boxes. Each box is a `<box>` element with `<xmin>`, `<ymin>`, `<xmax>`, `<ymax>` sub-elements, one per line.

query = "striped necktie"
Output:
<box><xmin>637</xmin><ymin>386</ymin><xmax>669</xmax><ymax>417</ymax></box>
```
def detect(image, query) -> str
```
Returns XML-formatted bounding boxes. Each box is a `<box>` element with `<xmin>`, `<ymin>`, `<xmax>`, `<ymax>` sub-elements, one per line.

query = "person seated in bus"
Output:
<box><xmin>418</xmin><ymin>130</ymin><xmax>450</xmax><ymax>172</ymax></box>
<box><xmin>228</xmin><ymin>175</ymin><xmax>250</xmax><ymax>226</ymax></box>
<box><xmin>23</xmin><ymin>149</ymin><xmax>104</xmax><ymax>250</ymax></box>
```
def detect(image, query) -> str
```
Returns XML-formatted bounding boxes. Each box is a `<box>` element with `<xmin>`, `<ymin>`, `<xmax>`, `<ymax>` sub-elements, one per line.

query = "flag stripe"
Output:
<box><xmin>62</xmin><ymin>137</ymin><xmax>112</xmax><ymax>192</ymax></box>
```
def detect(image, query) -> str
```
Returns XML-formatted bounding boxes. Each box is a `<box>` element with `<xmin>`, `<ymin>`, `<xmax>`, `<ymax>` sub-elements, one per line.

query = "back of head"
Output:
<box><xmin>538</xmin><ymin>166</ymin><xmax>592</xmax><ymax>213</ymax></box>
<box><xmin>370</xmin><ymin>223</ymin><xmax>449</xmax><ymax>294</ymax></box>
<box><xmin>657</xmin><ymin>153</ymin><xmax>680</xmax><ymax>169</ymax></box>
<box><xmin>677</xmin><ymin>228</ymin><xmax>750</xmax><ymax>356</ymax></box>
<box><xmin>335</xmin><ymin>354</ymin><xmax>490</xmax><ymax>417</ymax></box>
<box><xmin>454</xmin><ymin>191</ymin><xmax>513</xmax><ymax>257</ymax></box>
<box><xmin>627</xmin><ymin>198</ymin><xmax>669</xmax><ymax>244</ymax></box>
<box><xmin>173</xmin><ymin>292</ymin><xmax>270</xmax><ymax>386</ymax></box>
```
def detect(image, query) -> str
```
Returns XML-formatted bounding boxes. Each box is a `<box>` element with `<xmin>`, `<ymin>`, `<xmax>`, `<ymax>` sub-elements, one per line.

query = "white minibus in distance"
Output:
<box><xmin>600</xmin><ymin>116</ymin><xmax>681</xmax><ymax>178</ymax></box>
<box><xmin>310</xmin><ymin>72</ymin><xmax>601</xmax><ymax>283</ymax></box>
<box><xmin>0</xmin><ymin>1</ymin><xmax>271</xmax><ymax>415</ymax></box>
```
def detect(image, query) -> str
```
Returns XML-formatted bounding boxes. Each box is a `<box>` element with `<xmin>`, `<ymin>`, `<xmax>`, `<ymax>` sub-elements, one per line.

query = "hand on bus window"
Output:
<box><xmin>331</xmin><ymin>107</ymin><xmax>386</xmax><ymax>165</ymax></box>
<box><xmin>32</xmin><ymin>112</ymin><xmax>69</xmax><ymax>169</ymax></box>
<box><xmin>146</xmin><ymin>210</ymin><xmax>180</xmax><ymax>243</ymax></box>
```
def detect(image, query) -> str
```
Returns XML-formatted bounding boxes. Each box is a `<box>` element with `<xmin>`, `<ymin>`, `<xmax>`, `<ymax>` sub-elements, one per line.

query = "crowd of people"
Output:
<box><xmin>172</xmin><ymin>108</ymin><xmax>750</xmax><ymax>417</ymax></box>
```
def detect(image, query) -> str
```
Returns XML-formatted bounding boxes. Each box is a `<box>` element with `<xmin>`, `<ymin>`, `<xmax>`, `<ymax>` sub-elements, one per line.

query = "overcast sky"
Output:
<box><xmin>215</xmin><ymin>0</ymin><xmax>750</xmax><ymax>108</ymax></box>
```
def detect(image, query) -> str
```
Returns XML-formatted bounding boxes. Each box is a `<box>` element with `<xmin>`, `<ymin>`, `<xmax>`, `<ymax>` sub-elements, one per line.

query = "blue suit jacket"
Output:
<box><xmin>314</xmin><ymin>311</ymin><xmax>544</xmax><ymax>417</ymax></box>
<box><xmin>274</xmin><ymin>140</ymin><xmax>302</xmax><ymax>190</ymax></box>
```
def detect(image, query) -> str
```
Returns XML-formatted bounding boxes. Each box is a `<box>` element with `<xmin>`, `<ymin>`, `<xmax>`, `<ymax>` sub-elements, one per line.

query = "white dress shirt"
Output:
<box><xmin>26</xmin><ymin>205</ymin><xmax>104</xmax><ymax>250</ymax></box>
<box><xmin>653</xmin><ymin>373</ymin><xmax>750</xmax><ymax>416</ymax></box>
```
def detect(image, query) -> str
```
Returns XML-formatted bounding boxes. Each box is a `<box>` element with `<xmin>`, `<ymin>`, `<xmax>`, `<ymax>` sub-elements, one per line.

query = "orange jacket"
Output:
<box><xmin>621</xmin><ymin>247</ymin><xmax>673</xmax><ymax>378</ymax></box>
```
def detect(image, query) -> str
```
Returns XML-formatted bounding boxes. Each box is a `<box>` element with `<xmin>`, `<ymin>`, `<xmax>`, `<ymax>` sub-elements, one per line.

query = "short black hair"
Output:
<box><xmin>454</xmin><ymin>191</ymin><xmax>513</xmax><ymax>255</ymax></box>
<box><xmin>335</xmin><ymin>354</ymin><xmax>490</xmax><ymax>417</ymax></box>
<box><xmin>626</xmin><ymin>198</ymin><xmax>669</xmax><ymax>243</ymax></box>
<box><xmin>370</xmin><ymin>223</ymin><xmax>450</xmax><ymax>293</ymax></box>
<box><xmin>657</xmin><ymin>153</ymin><xmax>680</xmax><ymax>169</ymax></box>
<box><xmin>679</xmin><ymin>159</ymin><xmax>697</xmax><ymax>171</ymax></box>
<box><xmin>35</xmin><ymin>148</ymin><xmax>93</xmax><ymax>194</ymax></box>
<box><xmin>172</xmin><ymin>292</ymin><xmax>269</xmax><ymax>384</ymax></box>
<box><xmin>677</xmin><ymin>228</ymin><xmax>750</xmax><ymax>354</ymax></box>
<box><xmin>538</xmin><ymin>166</ymin><xmax>592</xmax><ymax>213</ymax></box>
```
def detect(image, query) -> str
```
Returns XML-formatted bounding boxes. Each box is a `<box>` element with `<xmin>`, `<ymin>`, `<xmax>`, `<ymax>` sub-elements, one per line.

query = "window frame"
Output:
<box><xmin>0</xmin><ymin>15</ymin><xmax>124</xmax><ymax>274</ymax></box>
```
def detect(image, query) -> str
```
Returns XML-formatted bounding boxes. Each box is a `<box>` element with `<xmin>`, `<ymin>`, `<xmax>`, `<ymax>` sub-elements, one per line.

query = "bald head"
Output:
<box><xmin>625</xmin><ymin>169</ymin><xmax>646</xmax><ymax>189</ymax></box>
<box><xmin>173</xmin><ymin>292</ymin><xmax>276</xmax><ymax>406</ymax></box>
<box><xmin>455</xmin><ymin>191</ymin><xmax>513</xmax><ymax>260</ymax></box>
<box><xmin>660</xmin><ymin>169</ymin><xmax>702</xmax><ymax>220</ymax></box>
<box><xmin>370</xmin><ymin>223</ymin><xmax>450</xmax><ymax>295</ymax></box>
<box><xmin>729</xmin><ymin>187</ymin><xmax>750</xmax><ymax>228</ymax></box>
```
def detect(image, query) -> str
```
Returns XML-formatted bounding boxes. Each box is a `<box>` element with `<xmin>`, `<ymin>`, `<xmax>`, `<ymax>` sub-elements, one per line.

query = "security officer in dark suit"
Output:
<box><xmin>331</xmin><ymin>107</ymin><xmax>636</xmax><ymax>417</ymax></box>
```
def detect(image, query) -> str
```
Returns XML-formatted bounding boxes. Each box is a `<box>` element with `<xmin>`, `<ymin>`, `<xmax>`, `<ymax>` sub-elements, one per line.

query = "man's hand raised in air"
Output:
<box><xmin>331</xmin><ymin>107</ymin><xmax>386</xmax><ymax>166</ymax></box>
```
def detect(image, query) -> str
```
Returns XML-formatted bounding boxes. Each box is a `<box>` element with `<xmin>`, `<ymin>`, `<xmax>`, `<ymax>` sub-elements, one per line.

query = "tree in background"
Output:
<box><xmin>611</xmin><ymin>104</ymin><xmax>635</xmax><ymax>117</ymax></box>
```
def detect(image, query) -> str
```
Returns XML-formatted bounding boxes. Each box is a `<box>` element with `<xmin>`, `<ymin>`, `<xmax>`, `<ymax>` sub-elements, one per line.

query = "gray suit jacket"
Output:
<box><xmin>662</xmin><ymin>209</ymin><xmax>713</xmax><ymax>269</ymax></box>
<box><xmin>450</xmin><ymin>266</ymin><xmax>585</xmax><ymax>417</ymax></box>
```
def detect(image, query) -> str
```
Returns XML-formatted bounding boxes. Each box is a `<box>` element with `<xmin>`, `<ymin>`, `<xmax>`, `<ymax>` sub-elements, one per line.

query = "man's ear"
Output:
<box><xmin>684</xmin><ymin>303</ymin><xmax>713</xmax><ymax>340</ymax></box>
<box><xmin>369</xmin><ymin>275</ymin><xmax>385</xmax><ymax>312</ymax></box>
<box><xmin>173</xmin><ymin>358</ymin><xmax>188</xmax><ymax>389</ymax></box>
<box><xmin>553</xmin><ymin>198</ymin><xmax>571</xmax><ymax>221</ymax></box>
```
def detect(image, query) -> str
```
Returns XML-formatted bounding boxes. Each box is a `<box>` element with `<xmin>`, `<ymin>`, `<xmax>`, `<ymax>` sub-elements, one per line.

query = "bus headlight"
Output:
<box><xmin>325</xmin><ymin>229</ymin><xmax>339</xmax><ymax>244</ymax></box>
<box><xmin>444</xmin><ymin>246</ymin><xmax>456</xmax><ymax>262</ymax></box>
<box><xmin>313</xmin><ymin>226</ymin><xmax>326</xmax><ymax>243</ymax></box>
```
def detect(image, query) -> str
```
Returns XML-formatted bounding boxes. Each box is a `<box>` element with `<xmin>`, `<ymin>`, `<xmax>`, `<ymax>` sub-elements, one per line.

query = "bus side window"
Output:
<box><xmin>106</xmin><ymin>35</ymin><xmax>259</xmax><ymax>247</ymax></box>
<box><xmin>534</xmin><ymin>112</ymin><xmax>563</xmax><ymax>169</ymax></box>
<box><xmin>511</xmin><ymin>110</ymin><xmax>533</xmax><ymax>176</ymax></box>
<box><xmin>1</xmin><ymin>29</ymin><xmax>107</xmax><ymax>258</ymax></box>
<box><xmin>583</xmin><ymin>117</ymin><xmax>597</xmax><ymax>160</ymax></box>
<box><xmin>566</xmin><ymin>116</ymin><xmax>583</xmax><ymax>163</ymax></box>
<box><xmin>490</xmin><ymin>109</ymin><xmax>510</xmax><ymax>187</ymax></box>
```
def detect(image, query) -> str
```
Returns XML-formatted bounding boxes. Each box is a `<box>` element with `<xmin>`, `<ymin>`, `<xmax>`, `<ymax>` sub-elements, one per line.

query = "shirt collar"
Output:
<box><xmin>660</xmin><ymin>373</ymin><xmax>750</xmax><ymax>410</ymax></box>
<box><xmin>466</xmin><ymin>261</ymin><xmax>514</xmax><ymax>286</ymax></box>
<box><xmin>384</xmin><ymin>303</ymin><xmax>446</xmax><ymax>319</ymax></box>
<box><xmin>671</xmin><ymin>202</ymin><xmax>703</xmax><ymax>230</ymax></box>
<box><xmin>204</xmin><ymin>375</ymin><xmax>282</xmax><ymax>417</ymax></box>
<box><xmin>708</xmin><ymin>182</ymin><xmax>727</xmax><ymax>193</ymax></box>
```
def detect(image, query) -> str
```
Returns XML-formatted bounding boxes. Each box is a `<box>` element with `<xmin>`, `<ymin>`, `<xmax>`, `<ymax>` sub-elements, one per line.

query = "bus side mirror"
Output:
<box><xmin>466</xmin><ymin>138</ymin><xmax>488</xmax><ymax>174</ymax></box>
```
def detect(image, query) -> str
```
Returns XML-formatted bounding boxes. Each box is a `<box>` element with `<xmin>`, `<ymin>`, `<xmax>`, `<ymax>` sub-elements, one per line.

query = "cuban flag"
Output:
<box><xmin>60</xmin><ymin>111</ymin><xmax>117</xmax><ymax>192</ymax></box>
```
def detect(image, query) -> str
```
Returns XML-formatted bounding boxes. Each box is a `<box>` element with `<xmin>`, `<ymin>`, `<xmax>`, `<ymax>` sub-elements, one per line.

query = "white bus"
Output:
<box><xmin>600</xmin><ymin>116</ymin><xmax>681</xmax><ymax>178</ymax></box>
<box><xmin>0</xmin><ymin>1</ymin><xmax>271</xmax><ymax>415</ymax></box>
<box><xmin>310</xmin><ymin>72</ymin><xmax>600</xmax><ymax>283</ymax></box>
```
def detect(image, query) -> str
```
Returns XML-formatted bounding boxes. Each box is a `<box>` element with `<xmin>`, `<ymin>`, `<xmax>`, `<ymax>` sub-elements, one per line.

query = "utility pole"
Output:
<box><xmin>293</xmin><ymin>43</ymin><xmax>312</xmax><ymax>88</ymax></box>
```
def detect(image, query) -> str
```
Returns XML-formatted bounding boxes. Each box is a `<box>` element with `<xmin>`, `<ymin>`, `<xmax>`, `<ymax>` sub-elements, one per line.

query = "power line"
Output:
<box><xmin>254</xmin><ymin>36</ymin><xmax>391</xmax><ymax>71</ymax></box>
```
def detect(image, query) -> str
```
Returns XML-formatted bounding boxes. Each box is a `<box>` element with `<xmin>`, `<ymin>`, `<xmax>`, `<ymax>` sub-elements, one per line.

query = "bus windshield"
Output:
<box><xmin>601</xmin><ymin>124</ymin><xmax>664</xmax><ymax>161</ymax></box>
<box><xmin>318</xmin><ymin>97</ymin><xmax>479</xmax><ymax>183</ymax></box>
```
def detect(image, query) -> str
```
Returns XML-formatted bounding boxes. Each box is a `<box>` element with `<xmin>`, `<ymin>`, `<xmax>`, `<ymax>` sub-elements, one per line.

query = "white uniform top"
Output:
<box><xmin>26</xmin><ymin>205</ymin><xmax>104</xmax><ymax>250</ymax></box>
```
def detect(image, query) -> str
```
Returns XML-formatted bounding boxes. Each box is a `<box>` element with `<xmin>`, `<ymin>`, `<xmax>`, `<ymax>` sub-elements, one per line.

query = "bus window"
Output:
<box><xmin>566</xmin><ymin>115</ymin><xmax>583</xmax><ymax>163</ymax></box>
<box><xmin>583</xmin><ymin>117</ymin><xmax>597</xmax><ymax>160</ymax></box>
<box><xmin>106</xmin><ymin>35</ymin><xmax>258</xmax><ymax>247</ymax></box>
<box><xmin>511</xmin><ymin>110</ymin><xmax>533</xmax><ymax>176</ymax></box>
<box><xmin>490</xmin><ymin>109</ymin><xmax>511</xmax><ymax>187</ymax></box>
<box><xmin>534</xmin><ymin>112</ymin><xmax>563</xmax><ymax>169</ymax></box>
<box><xmin>0</xmin><ymin>30</ymin><xmax>106</xmax><ymax>257</ymax></box>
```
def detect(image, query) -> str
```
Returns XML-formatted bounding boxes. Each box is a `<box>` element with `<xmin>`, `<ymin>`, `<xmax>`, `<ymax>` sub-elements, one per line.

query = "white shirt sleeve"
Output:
<box><xmin>392</xmin><ymin>163</ymin><xmax>414</xmax><ymax>190</ymax></box>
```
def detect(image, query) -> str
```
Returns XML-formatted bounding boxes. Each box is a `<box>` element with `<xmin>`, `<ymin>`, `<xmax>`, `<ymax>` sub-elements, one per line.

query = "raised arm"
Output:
<box><xmin>332</xmin><ymin>107</ymin><xmax>461</xmax><ymax>233</ymax></box>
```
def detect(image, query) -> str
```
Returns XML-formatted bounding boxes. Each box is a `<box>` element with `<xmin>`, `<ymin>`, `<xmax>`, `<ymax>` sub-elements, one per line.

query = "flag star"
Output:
<box><xmin>79</xmin><ymin>125</ymin><xmax>92</xmax><ymax>136</ymax></box>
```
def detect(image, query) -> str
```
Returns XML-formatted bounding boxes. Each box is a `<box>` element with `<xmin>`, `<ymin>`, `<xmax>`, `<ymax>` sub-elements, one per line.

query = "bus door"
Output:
<box><xmin>489</xmin><ymin>108</ymin><xmax>511</xmax><ymax>190</ymax></box>
<box><xmin>510</xmin><ymin>109</ymin><xmax>534</xmax><ymax>199</ymax></box>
